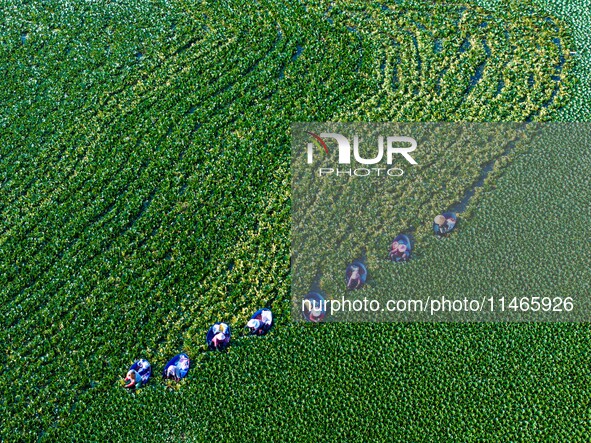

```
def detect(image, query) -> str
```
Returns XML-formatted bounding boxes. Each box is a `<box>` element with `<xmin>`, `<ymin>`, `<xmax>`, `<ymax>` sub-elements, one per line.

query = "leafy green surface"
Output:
<box><xmin>37</xmin><ymin>324</ymin><xmax>591</xmax><ymax>441</ymax></box>
<box><xmin>1</xmin><ymin>0</ymin><xmax>590</xmax><ymax>441</ymax></box>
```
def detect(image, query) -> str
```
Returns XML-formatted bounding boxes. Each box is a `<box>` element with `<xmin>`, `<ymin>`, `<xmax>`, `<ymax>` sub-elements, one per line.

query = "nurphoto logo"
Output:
<box><xmin>306</xmin><ymin>131</ymin><xmax>418</xmax><ymax>177</ymax></box>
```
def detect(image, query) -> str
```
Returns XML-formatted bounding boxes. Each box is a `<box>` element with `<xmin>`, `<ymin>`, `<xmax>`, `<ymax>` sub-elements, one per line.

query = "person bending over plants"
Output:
<box><xmin>247</xmin><ymin>308</ymin><xmax>273</xmax><ymax>335</ymax></box>
<box><xmin>347</xmin><ymin>265</ymin><xmax>363</xmax><ymax>289</ymax></box>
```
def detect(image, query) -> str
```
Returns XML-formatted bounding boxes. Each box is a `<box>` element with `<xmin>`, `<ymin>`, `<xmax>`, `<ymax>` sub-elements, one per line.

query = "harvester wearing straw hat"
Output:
<box><xmin>433</xmin><ymin>212</ymin><xmax>457</xmax><ymax>237</ymax></box>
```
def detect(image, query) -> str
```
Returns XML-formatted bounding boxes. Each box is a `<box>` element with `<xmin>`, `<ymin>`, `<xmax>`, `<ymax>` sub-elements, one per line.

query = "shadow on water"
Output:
<box><xmin>279</xmin><ymin>44</ymin><xmax>303</xmax><ymax>79</ymax></box>
<box><xmin>449</xmin><ymin>160</ymin><xmax>495</xmax><ymax>214</ymax></box>
<box><xmin>449</xmin><ymin>133</ymin><xmax>523</xmax><ymax>214</ymax></box>
<box><xmin>309</xmin><ymin>269</ymin><xmax>323</xmax><ymax>294</ymax></box>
